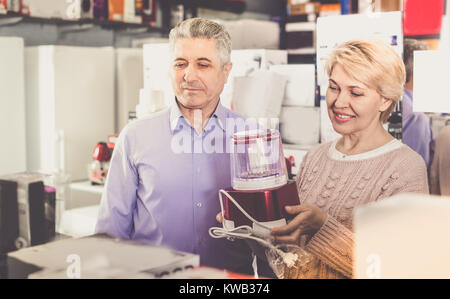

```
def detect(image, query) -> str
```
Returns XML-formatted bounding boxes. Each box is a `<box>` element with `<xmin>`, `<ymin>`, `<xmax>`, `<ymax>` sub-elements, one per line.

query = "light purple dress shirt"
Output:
<box><xmin>95</xmin><ymin>101</ymin><xmax>251</xmax><ymax>269</ymax></box>
<box><xmin>402</xmin><ymin>88</ymin><xmax>433</xmax><ymax>167</ymax></box>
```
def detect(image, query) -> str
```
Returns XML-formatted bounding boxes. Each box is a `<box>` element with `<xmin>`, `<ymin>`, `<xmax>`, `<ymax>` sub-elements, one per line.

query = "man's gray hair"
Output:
<box><xmin>403</xmin><ymin>39</ymin><xmax>429</xmax><ymax>83</ymax></box>
<box><xmin>169</xmin><ymin>18</ymin><xmax>232</xmax><ymax>67</ymax></box>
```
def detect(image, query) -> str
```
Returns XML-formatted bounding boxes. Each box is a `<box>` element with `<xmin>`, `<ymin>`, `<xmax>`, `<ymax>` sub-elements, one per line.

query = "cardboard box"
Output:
<box><xmin>108</xmin><ymin>0</ymin><xmax>124</xmax><ymax>21</ymax></box>
<box><xmin>377</xmin><ymin>0</ymin><xmax>401</xmax><ymax>12</ymax></box>
<box><xmin>319</xmin><ymin>3</ymin><xmax>341</xmax><ymax>17</ymax></box>
<box><xmin>288</xmin><ymin>2</ymin><xmax>320</xmax><ymax>16</ymax></box>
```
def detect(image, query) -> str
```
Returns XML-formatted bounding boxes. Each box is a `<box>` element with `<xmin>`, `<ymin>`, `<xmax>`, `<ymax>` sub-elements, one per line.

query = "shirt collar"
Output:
<box><xmin>169</xmin><ymin>100</ymin><xmax>185</xmax><ymax>133</ymax></box>
<box><xmin>169</xmin><ymin>98</ymin><xmax>227</xmax><ymax>133</ymax></box>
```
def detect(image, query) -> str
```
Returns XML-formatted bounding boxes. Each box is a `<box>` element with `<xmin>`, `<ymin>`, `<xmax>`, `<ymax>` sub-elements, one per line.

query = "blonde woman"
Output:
<box><xmin>271</xmin><ymin>39</ymin><xmax>429</xmax><ymax>279</ymax></box>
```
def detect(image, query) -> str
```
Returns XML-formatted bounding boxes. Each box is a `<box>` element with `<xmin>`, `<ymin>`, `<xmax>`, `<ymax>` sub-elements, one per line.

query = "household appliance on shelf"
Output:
<box><xmin>87</xmin><ymin>134</ymin><xmax>118</xmax><ymax>185</ymax></box>
<box><xmin>209</xmin><ymin>129</ymin><xmax>309</xmax><ymax>275</ymax></box>
<box><xmin>8</xmin><ymin>234</ymin><xmax>200</xmax><ymax>278</ymax></box>
<box><xmin>88</xmin><ymin>142</ymin><xmax>112</xmax><ymax>185</ymax></box>
<box><xmin>0</xmin><ymin>37</ymin><xmax>26</xmax><ymax>176</ymax></box>
<box><xmin>0</xmin><ymin>172</ymin><xmax>56</xmax><ymax>251</ymax></box>
<box><xmin>25</xmin><ymin>46</ymin><xmax>115</xmax><ymax>182</ymax></box>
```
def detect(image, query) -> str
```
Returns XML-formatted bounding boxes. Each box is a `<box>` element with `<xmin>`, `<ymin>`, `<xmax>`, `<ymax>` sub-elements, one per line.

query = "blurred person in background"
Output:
<box><xmin>430</xmin><ymin>125</ymin><xmax>450</xmax><ymax>196</ymax></box>
<box><xmin>402</xmin><ymin>38</ymin><xmax>433</xmax><ymax>168</ymax></box>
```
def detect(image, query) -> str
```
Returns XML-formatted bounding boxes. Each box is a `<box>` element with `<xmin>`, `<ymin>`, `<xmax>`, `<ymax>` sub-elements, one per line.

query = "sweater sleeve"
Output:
<box><xmin>389</xmin><ymin>148</ymin><xmax>430</xmax><ymax>195</ymax></box>
<box><xmin>305</xmin><ymin>215</ymin><xmax>354</xmax><ymax>278</ymax></box>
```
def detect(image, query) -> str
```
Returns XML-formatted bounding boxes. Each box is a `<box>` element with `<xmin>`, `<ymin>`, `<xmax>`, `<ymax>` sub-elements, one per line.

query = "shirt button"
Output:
<box><xmin>196</xmin><ymin>202</ymin><xmax>202</xmax><ymax>208</ymax></box>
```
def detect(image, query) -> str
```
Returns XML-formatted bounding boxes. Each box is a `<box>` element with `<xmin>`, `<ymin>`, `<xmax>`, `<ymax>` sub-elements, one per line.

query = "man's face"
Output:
<box><xmin>170</xmin><ymin>38</ymin><xmax>232</xmax><ymax>110</ymax></box>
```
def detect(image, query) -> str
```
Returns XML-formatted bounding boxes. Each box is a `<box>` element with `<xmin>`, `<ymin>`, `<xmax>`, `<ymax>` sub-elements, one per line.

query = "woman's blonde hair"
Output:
<box><xmin>325</xmin><ymin>39</ymin><xmax>406</xmax><ymax>123</ymax></box>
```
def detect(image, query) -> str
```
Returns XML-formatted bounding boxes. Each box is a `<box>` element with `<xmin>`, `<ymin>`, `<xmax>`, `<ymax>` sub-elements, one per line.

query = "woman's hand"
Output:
<box><xmin>216</xmin><ymin>212</ymin><xmax>223</xmax><ymax>223</ymax></box>
<box><xmin>270</xmin><ymin>203</ymin><xmax>327</xmax><ymax>245</ymax></box>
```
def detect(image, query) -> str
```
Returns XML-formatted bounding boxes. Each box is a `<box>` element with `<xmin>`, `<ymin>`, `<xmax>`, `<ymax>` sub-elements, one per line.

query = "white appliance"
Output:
<box><xmin>218</xmin><ymin>19</ymin><xmax>280</xmax><ymax>50</ymax></box>
<box><xmin>124</xmin><ymin>0</ymin><xmax>142</xmax><ymax>24</ymax></box>
<box><xmin>24</xmin><ymin>0</ymin><xmax>93</xmax><ymax>20</ymax></box>
<box><xmin>354</xmin><ymin>193</ymin><xmax>450</xmax><ymax>278</ymax></box>
<box><xmin>413</xmin><ymin>50</ymin><xmax>450</xmax><ymax>114</ymax></box>
<box><xmin>25</xmin><ymin>46</ymin><xmax>115</xmax><ymax>182</ymax></box>
<box><xmin>115</xmin><ymin>48</ymin><xmax>143</xmax><ymax>132</ymax></box>
<box><xmin>280</xmin><ymin>106</ymin><xmax>320</xmax><ymax>145</ymax></box>
<box><xmin>143</xmin><ymin>43</ymin><xmax>175</xmax><ymax>108</ymax></box>
<box><xmin>269</xmin><ymin>64</ymin><xmax>316</xmax><ymax>107</ymax></box>
<box><xmin>0</xmin><ymin>37</ymin><xmax>27</xmax><ymax>176</ymax></box>
<box><xmin>232</xmin><ymin>71</ymin><xmax>287</xmax><ymax>127</ymax></box>
<box><xmin>9</xmin><ymin>235</ymin><xmax>200</xmax><ymax>278</ymax></box>
<box><xmin>222</xmin><ymin>49</ymin><xmax>288</xmax><ymax>110</ymax></box>
<box><xmin>136</xmin><ymin>88</ymin><xmax>166</xmax><ymax>119</ymax></box>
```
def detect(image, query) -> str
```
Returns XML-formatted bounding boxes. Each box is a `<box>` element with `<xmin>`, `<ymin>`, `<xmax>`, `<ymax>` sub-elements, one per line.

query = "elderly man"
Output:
<box><xmin>95</xmin><ymin>18</ymin><xmax>255</xmax><ymax>273</ymax></box>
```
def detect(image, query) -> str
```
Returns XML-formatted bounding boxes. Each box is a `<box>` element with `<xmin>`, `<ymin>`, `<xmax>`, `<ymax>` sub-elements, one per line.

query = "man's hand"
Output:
<box><xmin>270</xmin><ymin>203</ymin><xmax>327</xmax><ymax>245</ymax></box>
<box><xmin>216</xmin><ymin>212</ymin><xmax>223</xmax><ymax>223</ymax></box>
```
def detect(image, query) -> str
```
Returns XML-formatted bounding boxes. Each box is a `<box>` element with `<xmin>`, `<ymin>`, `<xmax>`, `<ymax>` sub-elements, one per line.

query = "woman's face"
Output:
<box><xmin>326</xmin><ymin>63</ymin><xmax>392</xmax><ymax>136</ymax></box>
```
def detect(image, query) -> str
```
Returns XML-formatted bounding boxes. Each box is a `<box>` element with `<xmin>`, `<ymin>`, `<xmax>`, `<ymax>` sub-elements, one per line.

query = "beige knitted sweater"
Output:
<box><xmin>294</xmin><ymin>141</ymin><xmax>429</xmax><ymax>279</ymax></box>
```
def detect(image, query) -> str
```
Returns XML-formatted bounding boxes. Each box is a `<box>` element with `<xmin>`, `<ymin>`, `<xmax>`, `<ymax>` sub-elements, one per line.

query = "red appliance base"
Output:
<box><xmin>223</xmin><ymin>180</ymin><xmax>300</xmax><ymax>228</ymax></box>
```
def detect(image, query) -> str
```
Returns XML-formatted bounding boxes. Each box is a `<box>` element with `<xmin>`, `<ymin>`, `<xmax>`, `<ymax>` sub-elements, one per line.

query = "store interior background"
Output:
<box><xmin>1</xmin><ymin>0</ymin><xmax>450</xmax><ymax>240</ymax></box>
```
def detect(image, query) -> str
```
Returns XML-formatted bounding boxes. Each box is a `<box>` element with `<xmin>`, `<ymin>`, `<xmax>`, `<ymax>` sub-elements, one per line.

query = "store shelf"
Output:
<box><xmin>68</xmin><ymin>180</ymin><xmax>103</xmax><ymax>210</ymax></box>
<box><xmin>0</xmin><ymin>11</ymin><xmax>168</xmax><ymax>34</ymax></box>
<box><xmin>70</xmin><ymin>180</ymin><xmax>104</xmax><ymax>195</ymax></box>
